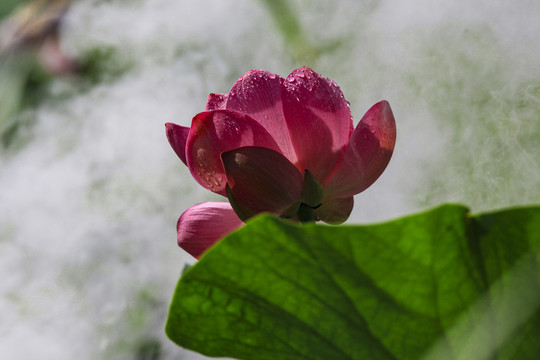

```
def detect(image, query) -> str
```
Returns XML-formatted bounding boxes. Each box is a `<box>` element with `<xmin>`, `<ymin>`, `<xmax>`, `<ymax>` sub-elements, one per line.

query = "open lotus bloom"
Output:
<box><xmin>166</xmin><ymin>67</ymin><xmax>396</xmax><ymax>258</ymax></box>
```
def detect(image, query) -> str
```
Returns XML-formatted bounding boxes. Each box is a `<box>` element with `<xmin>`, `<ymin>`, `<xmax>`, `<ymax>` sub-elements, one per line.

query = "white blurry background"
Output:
<box><xmin>1</xmin><ymin>0</ymin><xmax>539</xmax><ymax>359</ymax></box>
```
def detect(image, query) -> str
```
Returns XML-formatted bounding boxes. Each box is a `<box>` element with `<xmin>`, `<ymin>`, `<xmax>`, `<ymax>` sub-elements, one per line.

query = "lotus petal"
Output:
<box><xmin>165</xmin><ymin>123</ymin><xmax>190</xmax><ymax>165</ymax></box>
<box><xmin>222</xmin><ymin>146</ymin><xmax>303</xmax><ymax>217</ymax></box>
<box><xmin>226</xmin><ymin>69</ymin><xmax>297</xmax><ymax>164</ymax></box>
<box><xmin>281</xmin><ymin>67</ymin><xmax>353</xmax><ymax>181</ymax></box>
<box><xmin>325</xmin><ymin>100</ymin><xmax>396</xmax><ymax>198</ymax></box>
<box><xmin>177</xmin><ymin>202</ymin><xmax>243</xmax><ymax>259</ymax></box>
<box><xmin>186</xmin><ymin>110</ymin><xmax>280</xmax><ymax>196</ymax></box>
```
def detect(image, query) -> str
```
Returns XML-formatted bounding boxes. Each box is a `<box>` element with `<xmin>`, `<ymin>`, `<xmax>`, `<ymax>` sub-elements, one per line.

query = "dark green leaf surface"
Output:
<box><xmin>166</xmin><ymin>204</ymin><xmax>540</xmax><ymax>360</ymax></box>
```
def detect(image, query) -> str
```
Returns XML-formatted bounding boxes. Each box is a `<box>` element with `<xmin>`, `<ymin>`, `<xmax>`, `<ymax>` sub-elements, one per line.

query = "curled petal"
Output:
<box><xmin>186</xmin><ymin>110</ymin><xmax>280</xmax><ymax>196</ymax></box>
<box><xmin>325</xmin><ymin>100</ymin><xmax>396</xmax><ymax>198</ymax></box>
<box><xmin>205</xmin><ymin>93</ymin><xmax>227</xmax><ymax>110</ymax></box>
<box><xmin>226</xmin><ymin>69</ymin><xmax>297</xmax><ymax>163</ymax></box>
<box><xmin>177</xmin><ymin>202</ymin><xmax>243</xmax><ymax>259</ymax></box>
<box><xmin>222</xmin><ymin>146</ymin><xmax>304</xmax><ymax>218</ymax></box>
<box><xmin>316</xmin><ymin>196</ymin><xmax>354</xmax><ymax>224</ymax></box>
<box><xmin>165</xmin><ymin>123</ymin><xmax>190</xmax><ymax>165</ymax></box>
<box><xmin>281</xmin><ymin>67</ymin><xmax>353</xmax><ymax>181</ymax></box>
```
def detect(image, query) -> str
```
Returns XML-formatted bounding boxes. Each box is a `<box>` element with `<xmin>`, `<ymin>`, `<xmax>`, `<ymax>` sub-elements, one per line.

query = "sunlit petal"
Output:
<box><xmin>226</xmin><ymin>69</ymin><xmax>297</xmax><ymax>163</ymax></box>
<box><xmin>325</xmin><ymin>100</ymin><xmax>396</xmax><ymax>198</ymax></box>
<box><xmin>205</xmin><ymin>93</ymin><xmax>227</xmax><ymax>110</ymax></box>
<box><xmin>281</xmin><ymin>67</ymin><xmax>353</xmax><ymax>181</ymax></box>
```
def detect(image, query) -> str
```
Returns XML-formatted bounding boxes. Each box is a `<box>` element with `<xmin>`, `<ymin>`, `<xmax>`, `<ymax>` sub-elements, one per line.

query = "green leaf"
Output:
<box><xmin>257</xmin><ymin>0</ymin><xmax>319</xmax><ymax>64</ymax></box>
<box><xmin>0</xmin><ymin>0</ymin><xmax>25</xmax><ymax>20</ymax></box>
<box><xmin>165</xmin><ymin>204</ymin><xmax>540</xmax><ymax>360</ymax></box>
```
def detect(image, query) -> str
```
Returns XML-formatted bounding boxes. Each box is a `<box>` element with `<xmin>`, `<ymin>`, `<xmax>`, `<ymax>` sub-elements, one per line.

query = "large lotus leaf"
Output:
<box><xmin>166</xmin><ymin>204</ymin><xmax>540</xmax><ymax>360</ymax></box>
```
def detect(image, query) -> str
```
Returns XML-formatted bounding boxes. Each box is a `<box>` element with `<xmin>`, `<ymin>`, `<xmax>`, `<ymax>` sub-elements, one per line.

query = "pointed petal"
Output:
<box><xmin>205</xmin><ymin>93</ymin><xmax>227</xmax><ymax>110</ymax></box>
<box><xmin>316</xmin><ymin>196</ymin><xmax>354</xmax><ymax>224</ymax></box>
<box><xmin>177</xmin><ymin>202</ymin><xmax>243</xmax><ymax>259</ymax></box>
<box><xmin>225</xmin><ymin>69</ymin><xmax>297</xmax><ymax>163</ymax></box>
<box><xmin>301</xmin><ymin>170</ymin><xmax>324</xmax><ymax>208</ymax></box>
<box><xmin>186</xmin><ymin>110</ymin><xmax>280</xmax><ymax>196</ymax></box>
<box><xmin>281</xmin><ymin>67</ymin><xmax>353</xmax><ymax>181</ymax></box>
<box><xmin>222</xmin><ymin>146</ymin><xmax>303</xmax><ymax>216</ymax></box>
<box><xmin>165</xmin><ymin>122</ymin><xmax>190</xmax><ymax>165</ymax></box>
<box><xmin>325</xmin><ymin>101</ymin><xmax>396</xmax><ymax>198</ymax></box>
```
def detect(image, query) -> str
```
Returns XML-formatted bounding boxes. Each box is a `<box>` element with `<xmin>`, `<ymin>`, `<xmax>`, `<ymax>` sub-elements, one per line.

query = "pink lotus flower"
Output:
<box><xmin>166</xmin><ymin>67</ymin><xmax>396</xmax><ymax>258</ymax></box>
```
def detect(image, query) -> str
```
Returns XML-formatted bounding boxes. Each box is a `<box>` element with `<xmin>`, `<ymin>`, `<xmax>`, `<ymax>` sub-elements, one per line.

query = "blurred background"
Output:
<box><xmin>1</xmin><ymin>0</ymin><xmax>539</xmax><ymax>359</ymax></box>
